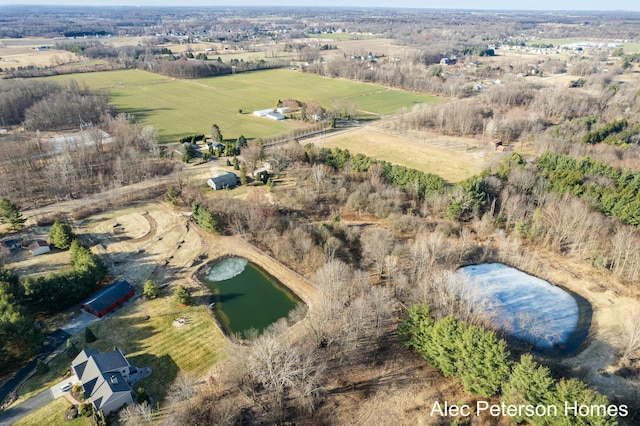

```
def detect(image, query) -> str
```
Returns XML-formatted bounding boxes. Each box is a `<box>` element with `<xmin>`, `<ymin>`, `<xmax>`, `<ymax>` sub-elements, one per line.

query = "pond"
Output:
<box><xmin>457</xmin><ymin>263</ymin><xmax>591</xmax><ymax>355</ymax></box>
<box><xmin>198</xmin><ymin>257</ymin><xmax>301</xmax><ymax>337</ymax></box>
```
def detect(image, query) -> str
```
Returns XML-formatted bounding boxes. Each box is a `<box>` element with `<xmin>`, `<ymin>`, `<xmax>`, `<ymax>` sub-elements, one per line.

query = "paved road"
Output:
<box><xmin>0</xmin><ymin>389</ymin><xmax>53</xmax><ymax>426</ymax></box>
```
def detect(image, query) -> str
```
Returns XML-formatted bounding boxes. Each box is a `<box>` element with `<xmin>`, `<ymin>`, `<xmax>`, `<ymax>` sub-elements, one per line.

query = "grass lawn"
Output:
<box><xmin>316</xmin><ymin>128</ymin><xmax>483</xmax><ymax>183</ymax></box>
<box><xmin>80</xmin><ymin>296</ymin><xmax>225</xmax><ymax>403</ymax></box>
<box><xmin>13</xmin><ymin>294</ymin><xmax>225</xmax><ymax>415</ymax></box>
<box><xmin>13</xmin><ymin>398</ymin><xmax>89</xmax><ymax>426</ymax></box>
<box><xmin>44</xmin><ymin>69</ymin><xmax>439</xmax><ymax>143</ymax></box>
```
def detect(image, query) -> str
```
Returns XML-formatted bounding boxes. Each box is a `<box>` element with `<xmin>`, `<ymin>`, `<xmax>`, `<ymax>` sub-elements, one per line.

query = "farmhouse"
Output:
<box><xmin>207</xmin><ymin>171</ymin><xmax>239</xmax><ymax>190</ymax></box>
<box><xmin>71</xmin><ymin>349</ymin><xmax>138</xmax><ymax>415</ymax></box>
<box><xmin>29</xmin><ymin>240</ymin><xmax>50</xmax><ymax>256</ymax></box>
<box><xmin>81</xmin><ymin>280</ymin><xmax>136</xmax><ymax>318</ymax></box>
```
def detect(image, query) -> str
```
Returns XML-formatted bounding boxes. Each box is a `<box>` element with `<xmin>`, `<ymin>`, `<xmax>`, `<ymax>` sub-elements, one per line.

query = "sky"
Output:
<box><xmin>2</xmin><ymin>0</ymin><xmax>638</xmax><ymax>12</ymax></box>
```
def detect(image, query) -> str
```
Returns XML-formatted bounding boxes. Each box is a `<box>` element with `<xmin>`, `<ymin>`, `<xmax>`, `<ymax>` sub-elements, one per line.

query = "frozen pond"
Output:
<box><xmin>199</xmin><ymin>257</ymin><xmax>301</xmax><ymax>337</ymax></box>
<box><xmin>457</xmin><ymin>263</ymin><xmax>591</xmax><ymax>354</ymax></box>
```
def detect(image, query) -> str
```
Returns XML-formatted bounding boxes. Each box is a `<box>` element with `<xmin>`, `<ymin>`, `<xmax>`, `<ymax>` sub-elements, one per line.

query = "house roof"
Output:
<box><xmin>207</xmin><ymin>171</ymin><xmax>238</xmax><ymax>188</ymax></box>
<box><xmin>81</xmin><ymin>280</ymin><xmax>135</xmax><ymax>314</ymax></box>
<box><xmin>29</xmin><ymin>240</ymin><xmax>49</xmax><ymax>249</ymax></box>
<box><xmin>71</xmin><ymin>350</ymin><xmax>132</xmax><ymax>412</ymax></box>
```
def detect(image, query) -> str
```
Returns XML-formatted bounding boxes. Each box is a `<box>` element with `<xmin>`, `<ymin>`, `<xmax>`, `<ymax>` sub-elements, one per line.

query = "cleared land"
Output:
<box><xmin>314</xmin><ymin>127</ymin><xmax>483</xmax><ymax>183</ymax></box>
<box><xmin>44</xmin><ymin>69</ymin><xmax>438</xmax><ymax>142</ymax></box>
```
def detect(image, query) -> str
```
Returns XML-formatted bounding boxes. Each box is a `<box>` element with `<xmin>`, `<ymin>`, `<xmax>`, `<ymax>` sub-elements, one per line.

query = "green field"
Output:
<box><xmin>45</xmin><ymin>69</ymin><xmax>438</xmax><ymax>143</ymax></box>
<box><xmin>14</xmin><ymin>398</ymin><xmax>89</xmax><ymax>426</ymax></box>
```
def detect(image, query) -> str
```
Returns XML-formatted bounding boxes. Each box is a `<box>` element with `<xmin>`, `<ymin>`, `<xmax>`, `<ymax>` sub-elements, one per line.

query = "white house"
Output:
<box><xmin>29</xmin><ymin>240</ymin><xmax>50</xmax><ymax>256</ymax></box>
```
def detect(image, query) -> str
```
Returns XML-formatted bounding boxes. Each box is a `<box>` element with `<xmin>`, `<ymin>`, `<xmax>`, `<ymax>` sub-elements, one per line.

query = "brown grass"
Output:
<box><xmin>314</xmin><ymin>127</ymin><xmax>484</xmax><ymax>183</ymax></box>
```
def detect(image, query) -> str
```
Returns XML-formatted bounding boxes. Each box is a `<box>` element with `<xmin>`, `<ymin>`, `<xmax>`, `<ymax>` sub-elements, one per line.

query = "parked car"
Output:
<box><xmin>60</xmin><ymin>382</ymin><xmax>73</xmax><ymax>392</ymax></box>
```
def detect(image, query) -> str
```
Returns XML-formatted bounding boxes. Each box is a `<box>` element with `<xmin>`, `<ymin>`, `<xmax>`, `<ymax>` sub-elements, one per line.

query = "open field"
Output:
<box><xmin>314</xmin><ymin>127</ymin><xmax>483</xmax><ymax>183</ymax></box>
<box><xmin>43</xmin><ymin>68</ymin><xmax>438</xmax><ymax>143</ymax></box>
<box><xmin>311</xmin><ymin>32</ymin><xmax>379</xmax><ymax>41</ymax></box>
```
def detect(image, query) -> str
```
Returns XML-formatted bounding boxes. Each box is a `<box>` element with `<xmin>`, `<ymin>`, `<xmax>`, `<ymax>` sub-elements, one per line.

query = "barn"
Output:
<box><xmin>82</xmin><ymin>280</ymin><xmax>136</xmax><ymax>318</ymax></box>
<box><xmin>207</xmin><ymin>171</ymin><xmax>238</xmax><ymax>190</ymax></box>
<box><xmin>29</xmin><ymin>240</ymin><xmax>50</xmax><ymax>256</ymax></box>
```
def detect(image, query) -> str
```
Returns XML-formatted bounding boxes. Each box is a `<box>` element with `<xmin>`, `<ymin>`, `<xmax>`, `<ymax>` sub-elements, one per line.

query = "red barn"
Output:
<box><xmin>81</xmin><ymin>280</ymin><xmax>136</xmax><ymax>318</ymax></box>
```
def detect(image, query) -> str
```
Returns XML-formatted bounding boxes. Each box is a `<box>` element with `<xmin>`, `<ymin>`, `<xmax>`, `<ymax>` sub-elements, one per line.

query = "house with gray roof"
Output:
<box><xmin>72</xmin><ymin>349</ymin><xmax>144</xmax><ymax>415</ymax></box>
<box><xmin>207</xmin><ymin>170</ymin><xmax>239</xmax><ymax>190</ymax></box>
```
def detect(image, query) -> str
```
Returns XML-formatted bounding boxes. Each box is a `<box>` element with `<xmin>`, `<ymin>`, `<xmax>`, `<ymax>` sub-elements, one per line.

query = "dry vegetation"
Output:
<box><xmin>4</xmin><ymin>5</ymin><xmax>640</xmax><ymax>426</ymax></box>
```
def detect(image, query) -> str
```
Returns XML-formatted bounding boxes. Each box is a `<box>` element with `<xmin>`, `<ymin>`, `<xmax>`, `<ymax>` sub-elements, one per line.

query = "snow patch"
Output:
<box><xmin>457</xmin><ymin>263</ymin><xmax>580</xmax><ymax>349</ymax></box>
<box><xmin>207</xmin><ymin>257</ymin><xmax>248</xmax><ymax>282</ymax></box>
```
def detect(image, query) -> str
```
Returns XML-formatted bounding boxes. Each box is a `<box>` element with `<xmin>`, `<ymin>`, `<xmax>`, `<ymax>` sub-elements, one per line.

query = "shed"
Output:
<box><xmin>29</xmin><ymin>240</ymin><xmax>50</xmax><ymax>256</ymax></box>
<box><xmin>81</xmin><ymin>280</ymin><xmax>136</xmax><ymax>318</ymax></box>
<box><xmin>207</xmin><ymin>171</ymin><xmax>238</xmax><ymax>190</ymax></box>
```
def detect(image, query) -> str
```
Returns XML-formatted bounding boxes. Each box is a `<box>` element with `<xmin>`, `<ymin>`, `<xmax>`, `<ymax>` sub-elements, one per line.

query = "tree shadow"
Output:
<box><xmin>128</xmin><ymin>353</ymin><xmax>179</xmax><ymax>404</ymax></box>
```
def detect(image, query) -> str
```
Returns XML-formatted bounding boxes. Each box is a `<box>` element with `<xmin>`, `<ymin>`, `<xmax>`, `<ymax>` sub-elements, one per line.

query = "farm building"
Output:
<box><xmin>266</xmin><ymin>112</ymin><xmax>285</xmax><ymax>120</ymax></box>
<box><xmin>81</xmin><ymin>280</ymin><xmax>136</xmax><ymax>318</ymax></box>
<box><xmin>253</xmin><ymin>108</ymin><xmax>275</xmax><ymax>117</ymax></box>
<box><xmin>276</xmin><ymin>106</ymin><xmax>291</xmax><ymax>114</ymax></box>
<box><xmin>207</xmin><ymin>171</ymin><xmax>238</xmax><ymax>190</ymax></box>
<box><xmin>29</xmin><ymin>240</ymin><xmax>50</xmax><ymax>256</ymax></box>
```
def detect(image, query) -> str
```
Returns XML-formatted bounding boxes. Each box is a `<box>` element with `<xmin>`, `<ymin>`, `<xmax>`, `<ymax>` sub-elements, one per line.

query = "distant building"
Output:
<box><xmin>29</xmin><ymin>240</ymin><xmax>50</xmax><ymax>256</ymax></box>
<box><xmin>276</xmin><ymin>107</ymin><xmax>291</xmax><ymax>114</ymax></box>
<box><xmin>72</xmin><ymin>349</ymin><xmax>139</xmax><ymax>415</ymax></box>
<box><xmin>2</xmin><ymin>239</ymin><xmax>21</xmax><ymax>252</ymax></box>
<box><xmin>253</xmin><ymin>108</ymin><xmax>275</xmax><ymax>117</ymax></box>
<box><xmin>81</xmin><ymin>280</ymin><xmax>136</xmax><ymax>318</ymax></box>
<box><xmin>207</xmin><ymin>171</ymin><xmax>239</xmax><ymax>190</ymax></box>
<box><xmin>266</xmin><ymin>112</ymin><xmax>285</xmax><ymax>120</ymax></box>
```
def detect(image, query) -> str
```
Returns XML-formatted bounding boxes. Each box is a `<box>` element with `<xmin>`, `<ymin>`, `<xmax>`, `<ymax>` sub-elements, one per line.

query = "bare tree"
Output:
<box><xmin>360</xmin><ymin>228</ymin><xmax>395</xmax><ymax>279</ymax></box>
<box><xmin>241</xmin><ymin>143</ymin><xmax>263</xmax><ymax>175</ymax></box>
<box><xmin>619</xmin><ymin>313</ymin><xmax>640</xmax><ymax>366</ymax></box>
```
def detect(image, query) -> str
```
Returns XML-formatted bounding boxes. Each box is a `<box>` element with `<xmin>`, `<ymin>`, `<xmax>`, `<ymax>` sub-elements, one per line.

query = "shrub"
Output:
<box><xmin>173</xmin><ymin>285</ymin><xmax>192</xmax><ymax>305</ymax></box>
<box><xmin>85</xmin><ymin>327</ymin><xmax>97</xmax><ymax>343</ymax></box>
<box><xmin>143</xmin><ymin>279</ymin><xmax>159</xmax><ymax>299</ymax></box>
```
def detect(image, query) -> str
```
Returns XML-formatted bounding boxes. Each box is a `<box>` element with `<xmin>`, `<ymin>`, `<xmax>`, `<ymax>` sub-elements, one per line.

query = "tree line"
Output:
<box><xmin>400</xmin><ymin>303</ymin><xmax>618</xmax><ymax>425</ymax></box>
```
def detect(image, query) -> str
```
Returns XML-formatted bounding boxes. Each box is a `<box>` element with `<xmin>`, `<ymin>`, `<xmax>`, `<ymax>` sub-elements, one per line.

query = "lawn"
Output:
<box><xmin>11</xmin><ymin>355</ymin><xmax>73</xmax><ymax>407</ymax></box>
<box><xmin>315</xmin><ymin>128</ymin><xmax>483</xmax><ymax>183</ymax></box>
<box><xmin>44</xmin><ymin>69</ymin><xmax>439</xmax><ymax>143</ymax></box>
<box><xmin>14</xmin><ymin>398</ymin><xmax>89</xmax><ymax>426</ymax></box>
<box><xmin>82</xmin><ymin>296</ymin><xmax>225</xmax><ymax>403</ymax></box>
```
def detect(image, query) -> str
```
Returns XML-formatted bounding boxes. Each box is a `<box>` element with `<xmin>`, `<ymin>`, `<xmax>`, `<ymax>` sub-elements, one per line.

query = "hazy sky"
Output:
<box><xmin>2</xmin><ymin>0</ymin><xmax>638</xmax><ymax>11</ymax></box>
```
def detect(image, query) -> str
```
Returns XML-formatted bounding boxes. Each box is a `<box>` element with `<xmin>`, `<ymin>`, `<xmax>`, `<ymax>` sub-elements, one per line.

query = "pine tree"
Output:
<box><xmin>503</xmin><ymin>354</ymin><xmax>556</xmax><ymax>425</ymax></box>
<box><xmin>398</xmin><ymin>303</ymin><xmax>433</xmax><ymax>357</ymax></box>
<box><xmin>49</xmin><ymin>220</ymin><xmax>75</xmax><ymax>250</ymax></box>
<box><xmin>36</xmin><ymin>358</ymin><xmax>49</xmax><ymax>375</ymax></box>
<box><xmin>174</xmin><ymin>285</ymin><xmax>192</xmax><ymax>305</ymax></box>
<box><xmin>455</xmin><ymin>324</ymin><xmax>511</xmax><ymax>397</ymax></box>
<box><xmin>239</xmin><ymin>164</ymin><xmax>247</xmax><ymax>185</ymax></box>
<box><xmin>85</xmin><ymin>327</ymin><xmax>97</xmax><ymax>343</ymax></box>
<box><xmin>424</xmin><ymin>316</ymin><xmax>464</xmax><ymax>377</ymax></box>
<box><xmin>0</xmin><ymin>198</ymin><xmax>25</xmax><ymax>231</ymax></box>
<box><xmin>143</xmin><ymin>279</ymin><xmax>159</xmax><ymax>299</ymax></box>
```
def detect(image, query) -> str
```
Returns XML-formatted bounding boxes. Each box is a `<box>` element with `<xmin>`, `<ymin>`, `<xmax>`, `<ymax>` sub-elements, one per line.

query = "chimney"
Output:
<box><xmin>110</xmin><ymin>375</ymin><xmax>118</xmax><ymax>384</ymax></box>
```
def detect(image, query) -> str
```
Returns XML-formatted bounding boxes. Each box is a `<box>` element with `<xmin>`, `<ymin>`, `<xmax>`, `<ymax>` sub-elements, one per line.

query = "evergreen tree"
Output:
<box><xmin>398</xmin><ymin>303</ymin><xmax>434</xmax><ymax>357</ymax></box>
<box><xmin>233</xmin><ymin>156</ymin><xmax>240</xmax><ymax>170</ymax></box>
<box><xmin>502</xmin><ymin>354</ymin><xmax>556</xmax><ymax>425</ymax></box>
<box><xmin>424</xmin><ymin>315</ymin><xmax>464</xmax><ymax>377</ymax></box>
<box><xmin>143</xmin><ymin>279</ymin><xmax>158</xmax><ymax>299</ymax></box>
<box><xmin>36</xmin><ymin>358</ymin><xmax>49</xmax><ymax>375</ymax></box>
<box><xmin>173</xmin><ymin>285</ymin><xmax>192</xmax><ymax>305</ymax></box>
<box><xmin>192</xmin><ymin>202</ymin><xmax>220</xmax><ymax>234</ymax></box>
<box><xmin>0</xmin><ymin>198</ymin><xmax>25</xmax><ymax>231</ymax></box>
<box><xmin>236</xmin><ymin>134</ymin><xmax>247</xmax><ymax>148</ymax></box>
<box><xmin>455</xmin><ymin>324</ymin><xmax>511</xmax><ymax>397</ymax></box>
<box><xmin>48</xmin><ymin>220</ymin><xmax>75</xmax><ymax>250</ymax></box>
<box><xmin>85</xmin><ymin>327</ymin><xmax>97</xmax><ymax>343</ymax></box>
<box><xmin>552</xmin><ymin>379</ymin><xmax>617</xmax><ymax>426</ymax></box>
<box><xmin>66</xmin><ymin>339</ymin><xmax>80</xmax><ymax>359</ymax></box>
